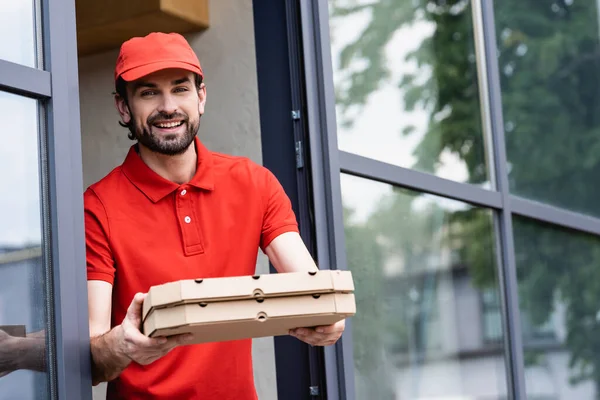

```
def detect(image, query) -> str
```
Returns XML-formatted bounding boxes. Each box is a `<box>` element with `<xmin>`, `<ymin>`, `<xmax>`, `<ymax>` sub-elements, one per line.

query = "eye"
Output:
<box><xmin>140</xmin><ymin>90</ymin><xmax>157</xmax><ymax>97</ymax></box>
<box><xmin>174</xmin><ymin>87</ymin><xmax>189</xmax><ymax>93</ymax></box>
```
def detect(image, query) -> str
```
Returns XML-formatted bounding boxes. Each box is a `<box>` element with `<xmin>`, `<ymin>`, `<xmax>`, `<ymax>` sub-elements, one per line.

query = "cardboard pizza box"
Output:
<box><xmin>143</xmin><ymin>292</ymin><xmax>355</xmax><ymax>343</ymax></box>
<box><xmin>142</xmin><ymin>269</ymin><xmax>354</xmax><ymax>322</ymax></box>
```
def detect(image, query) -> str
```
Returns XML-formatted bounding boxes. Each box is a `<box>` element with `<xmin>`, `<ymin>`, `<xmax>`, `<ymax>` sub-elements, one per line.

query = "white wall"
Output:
<box><xmin>77</xmin><ymin>0</ymin><xmax>277</xmax><ymax>398</ymax></box>
<box><xmin>389</xmin><ymin>351</ymin><xmax>596</xmax><ymax>399</ymax></box>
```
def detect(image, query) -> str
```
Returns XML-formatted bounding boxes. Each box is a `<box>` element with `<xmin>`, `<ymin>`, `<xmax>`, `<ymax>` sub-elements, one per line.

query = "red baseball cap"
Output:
<box><xmin>114</xmin><ymin>32</ymin><xmax>204</xmax><ymax>82</ymax></box>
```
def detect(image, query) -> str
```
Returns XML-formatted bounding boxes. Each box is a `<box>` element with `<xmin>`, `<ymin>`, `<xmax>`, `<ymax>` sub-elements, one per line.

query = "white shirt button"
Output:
<box><xmin>184</xmin><ymin>216</ymin><xmax>191</xmax><ymax>224</ymax></box>
<box><xmin>180</xmin><ymin>189</ymin><xmax>187</xmax><ymax>196</ymax></box>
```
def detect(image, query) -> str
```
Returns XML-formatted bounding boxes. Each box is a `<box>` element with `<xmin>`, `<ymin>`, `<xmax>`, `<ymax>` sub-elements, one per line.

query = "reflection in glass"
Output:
<box><xmin>0</xmin><ymin>92</ymin><xmax>49</xmax><ymax>398</ymax></box>
<box><xmin>329</xmin><ymin>0</ymin><xmax>490</xmax><ymax>186</ymax></box>
<box><xmin>341</xmin><ymin>174</ymin><xmax>506</xmax><ymax>399</ymax></box>
<box><xmin>513</xmin><ymin>217</ymin><xmax>600</xmax><ymax>399</ymax></box>
<box><xmin>495</xmin><ymin>1</ymin><xmax>600</xmax><ymax>216</ymax></box>
<box><xmin>0</xmin><ymin>0</ymin><xmax>37</xmax><ymax>67</ymax></box>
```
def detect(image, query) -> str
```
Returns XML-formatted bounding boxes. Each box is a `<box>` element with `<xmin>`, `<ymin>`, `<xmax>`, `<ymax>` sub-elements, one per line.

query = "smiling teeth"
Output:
<box><xmin>156</xmin><ymin>121</ymin><xmax>183</xmax><ymax>128</ymax></box>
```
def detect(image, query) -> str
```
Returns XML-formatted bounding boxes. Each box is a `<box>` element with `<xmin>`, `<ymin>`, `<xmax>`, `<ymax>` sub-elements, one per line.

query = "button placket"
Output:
<box><xmin>176</xmin><ymin>187</ymin><xmax>204</xmax><ymax>255</ymax></box>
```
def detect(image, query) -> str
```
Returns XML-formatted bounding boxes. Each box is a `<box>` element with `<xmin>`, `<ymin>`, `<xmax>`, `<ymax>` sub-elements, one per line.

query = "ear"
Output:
<box><xmin>115</xmin><ymin>94</ymin><xmax>132</xmax><ymax>124</ymax></box>
<box><xmin>198</xmin><ymin>83</ymin><xmax>207</xmax><ymax>116</ymax></box>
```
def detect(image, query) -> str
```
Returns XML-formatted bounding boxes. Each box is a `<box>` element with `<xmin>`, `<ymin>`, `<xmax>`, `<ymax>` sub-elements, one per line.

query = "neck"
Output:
<box><xmin>137</xmin><ymin>142</ymin><xmax>197</xmax><ymax>184</ymax></box>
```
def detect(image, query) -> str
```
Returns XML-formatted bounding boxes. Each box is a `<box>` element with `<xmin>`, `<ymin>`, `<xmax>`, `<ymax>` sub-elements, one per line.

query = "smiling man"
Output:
<box><xmin>84</xmin><ymin>32</ymin><xmax>345</xmax><ymax>400</ymax></box>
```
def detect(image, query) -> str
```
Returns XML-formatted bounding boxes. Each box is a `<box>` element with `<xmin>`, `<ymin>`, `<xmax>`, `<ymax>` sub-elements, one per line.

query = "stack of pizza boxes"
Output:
<box><xmin>142</xmin><ymin>270</ymin><xmax>356</xmax><ymax>344</ymax></box>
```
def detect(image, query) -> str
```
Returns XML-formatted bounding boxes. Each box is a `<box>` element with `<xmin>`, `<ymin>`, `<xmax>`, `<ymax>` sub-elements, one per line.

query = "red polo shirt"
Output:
<box><xmin>84</xmin><ymin>137</ymin><xmax>299</xmax><ymax>399</ymax></box>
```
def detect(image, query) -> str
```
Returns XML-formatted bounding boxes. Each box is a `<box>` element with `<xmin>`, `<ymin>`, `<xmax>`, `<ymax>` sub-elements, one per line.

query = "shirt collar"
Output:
<box><xmin>122</xmin><ymin>136</ymin><xmax>215</xmax><ymax>203</ymax></box>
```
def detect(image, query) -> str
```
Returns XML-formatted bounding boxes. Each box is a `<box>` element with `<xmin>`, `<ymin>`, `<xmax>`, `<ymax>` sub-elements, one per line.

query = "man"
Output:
<box><xmin>86</xmin><ymin>32</ymin><xmax>345</xmax><ymax>399</ymax></box>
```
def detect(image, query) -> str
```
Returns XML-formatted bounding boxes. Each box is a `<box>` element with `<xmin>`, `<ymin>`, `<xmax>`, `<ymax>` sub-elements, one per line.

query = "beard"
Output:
<box><xmin>129</xmin><ymin>111</ymin><xmax>200</xmax><ymax>156</ymax></box>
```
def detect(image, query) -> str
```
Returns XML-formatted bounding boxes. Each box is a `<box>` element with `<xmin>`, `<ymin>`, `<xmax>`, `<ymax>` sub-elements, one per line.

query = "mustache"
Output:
<box><xmin>147</xmin><ymin>112</ymin><xmax>189</xmax><ymax>125</ymax></box>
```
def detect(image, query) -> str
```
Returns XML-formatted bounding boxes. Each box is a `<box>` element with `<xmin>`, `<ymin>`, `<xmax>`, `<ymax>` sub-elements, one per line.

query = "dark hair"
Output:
<box><xmin>115</xmin><ymin>73</ymin><xmax>204</xmax><ymax>140</ymax></box>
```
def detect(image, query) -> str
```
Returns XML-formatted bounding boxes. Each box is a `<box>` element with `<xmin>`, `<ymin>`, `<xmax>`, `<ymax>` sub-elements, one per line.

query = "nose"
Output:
<box><xmin>157</xmin><ymin>93</ymin><xmax>178</xmax><ymax>115</ymax></box>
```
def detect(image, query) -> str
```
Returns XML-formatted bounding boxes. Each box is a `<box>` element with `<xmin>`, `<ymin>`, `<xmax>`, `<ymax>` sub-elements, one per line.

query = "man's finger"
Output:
<box><xmin>291</xmin><ymin>329</ymin><xmax>328</xmax><ymax>342</ymax></box>
<box><xmin>124</xmin><ymin>325</ymin><xmax>192</xmax><ymax>350</ymax></box>
<box><xmin>291</xmin><ymin>327</ymin><xmax>341</xmax><ymax>338</ymax></box>
<box><xmin>315</xmin><ymin>326</ymin><xmax>343</xmax><ymax>334</ymax></box>
<box><xmin>290</xmin><ymin>326</ymin><xmax>344</xmax><ymax>346</ymax></box>
<box><xmin>140</xmin><ymin>334</ymin><xmax>169</xmax><ymax>347</ymax></box>
<box><xmin>125</xmin><ymin>293</ymin><xmax>146</xmax><ymax>321</ymax></box>
<box><xmin>303</xmin><ymin>336</ymin><xmax>338</xmax><ymax>347</ymax></box>
<box><xmin>124</xmin><ymin>327</ymin><xmax>168</xmax><ymax>347</ymax></box>
<box><xmin>161</xmin><ymin>333</ymin><xmax>194</xmax><ymax>350</ymax></box>
<box><xmin>314</xmin><ymin>320</ymin><xmax>345</xmax><ymax>334</ymax></box>
<box><xmin>133</xmin><ymin>333</ymin><xmax>193</xmax><ymax>352</ymax></box>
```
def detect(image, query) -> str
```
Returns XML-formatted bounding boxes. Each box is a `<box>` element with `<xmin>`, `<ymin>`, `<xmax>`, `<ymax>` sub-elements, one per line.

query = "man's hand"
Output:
<box><xmin>289</xmin><ymin>319</ymin><xmax>345</xmax><ymax>346</ymax></box>
<box><xmin>0</xmin><ymin>328</ymin><xmax>46</xmax><ymax>378</ymax></box>
<box><xmin>117</xmin><ymin>292</ymin><xmax>193</xmax><ymax>366</ymax></box>
<box><xmin>91</xmin><ymin>292</ymin><xmax>193</xmax><ymax>384</ymax></box>
<box><xmin>0</xmin><ymin>329</ymin><xmax>17</xmax><ymax>378</ymax></box>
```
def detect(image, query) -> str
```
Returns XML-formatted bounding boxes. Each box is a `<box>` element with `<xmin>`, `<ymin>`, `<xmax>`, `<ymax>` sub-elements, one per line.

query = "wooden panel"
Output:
<box><xmin>75</xmin><ymin>0</ymin><xmax>209</xmax><ymax>56</ymax></box>
<box><xmin>160</xmin><ymin>0</ymin><xmax>209</xmax><ymax>27</ymax></box>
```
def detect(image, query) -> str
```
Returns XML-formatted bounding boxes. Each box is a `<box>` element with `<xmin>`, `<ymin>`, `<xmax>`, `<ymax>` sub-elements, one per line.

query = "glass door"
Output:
<box><xmin>0</xmin><ymin>0</ymin><xmax>91</xmax><ymax>398</ymax></box>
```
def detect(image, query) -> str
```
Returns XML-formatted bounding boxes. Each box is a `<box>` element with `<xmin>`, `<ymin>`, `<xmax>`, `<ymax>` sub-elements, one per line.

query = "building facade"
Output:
<box><xmin>2</xmin><ymin>0</ymin><xmax>600</xmax><ymax>399</ymax></box>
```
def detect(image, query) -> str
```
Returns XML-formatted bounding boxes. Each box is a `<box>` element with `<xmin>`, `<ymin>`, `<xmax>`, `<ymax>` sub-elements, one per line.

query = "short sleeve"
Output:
<box><xmin>259</xmin><ymin>167</ymin><xmax>299</xmax><ymax>252</ymax></box>
<box><xmin>84</xmin><ymin>188</ymin><xmax>116</xmax><ymax>284</ymax></box>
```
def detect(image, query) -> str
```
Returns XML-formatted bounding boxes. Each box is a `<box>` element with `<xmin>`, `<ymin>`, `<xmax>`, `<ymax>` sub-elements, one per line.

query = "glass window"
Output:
<box><xmin>495</xmin><ymin>1</ymin><xmax>600</xmax><ymax>217</ymax></box>
<box><xmin>329</xmin><ymin>0</ymin><xmax>491</xmax><ymax>187</ymax></box>
<box><xmin>0</xmin><ymin>91</ymin><xmax>49</xmax><ymax>399</ymax></box>
<box><xmin>341</xmin><ymin>174</ymin><xmax>507</xmax><ymax>399</ymax></box>
<box><xmin>481</xmin><ymin>288</ymin><xmax>503</xmax><ymax>344</ymax></box>
<box><xmin>482</xmin><ymin>289</ymin><xmax>556</xmax><ymax>346</ymax></box>
<box><xmin>0</xmin><ymin>0</ymin><xmax>37</xmax><ymax>67</ymax></box>
<box><xmin>513</xmin><ymin>216</ymin><xmax>600</xmax><ymax>399</ymax></box>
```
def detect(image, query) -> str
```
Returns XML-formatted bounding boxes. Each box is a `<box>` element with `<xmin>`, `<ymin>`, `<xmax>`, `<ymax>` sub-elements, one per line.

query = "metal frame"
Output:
<box><xmin>476</xmin><ymin>1</ymin><xmax>527</xmax><ymax>398</ymax></box>
<box><xmin>0</xmin><ymin>0</ymin><xmax>93</xmax><ymax>398</ymax></box>
<box><xmin>41</xmin><ymin>0</ymin><xmax>92</xmax><ymax>396</ymax></box>
<box><xmin>0</xmin><ymin>60</ymin><xmax>52</xmax><ymax>98</ymax></box>
<box><xmin>297</xmin><ymin>0</ymin><xmax>600</xmax><ymax>399</ymax></box>
<box><xmin>253</xmin><ymin>1</ymin><xmax>323</xmax><ymax>399</ymax></box>
<box><xmin>282</xmin><ymin>0</ymin><xmax>332</xmax><ymax>397</ymax></box>
<box><xmin>340</xmin><ymin>152</ymin><xmax>503</xmax><ymax>209</ymax></box>
<box><xmin>510</xmin><ymin>197</ymin><xmax>600</xmax><ymax>236</ymax></box>
<box><xmin>0</xmin><ymin>0</ymin><xmax>91</xmax><ymax>398</ymax></box>
<box><xmin>298</xmin><ymin>1</ymin><xmax>356</xmax><ymax>399</ymax></box>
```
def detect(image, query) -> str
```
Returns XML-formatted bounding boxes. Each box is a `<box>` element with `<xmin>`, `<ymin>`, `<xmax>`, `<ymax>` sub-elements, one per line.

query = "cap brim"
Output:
<box><xmin>119</xmin><ymin>60</ymin><xmax>203</xmax><ymax>82</ymax></box>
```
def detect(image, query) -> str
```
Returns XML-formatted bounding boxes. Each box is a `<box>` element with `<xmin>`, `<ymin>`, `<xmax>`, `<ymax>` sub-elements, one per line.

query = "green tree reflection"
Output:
<box><xmin>334</xmin><ymin>0</ymin><xmax>600</xmax><ymax>393</ymax></box>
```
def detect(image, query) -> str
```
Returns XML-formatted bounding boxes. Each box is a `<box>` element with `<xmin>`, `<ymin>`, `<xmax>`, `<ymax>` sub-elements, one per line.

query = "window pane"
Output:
<box><xmin>513</xmin><ymin>216</ymin><xmax>600</xmax><ymax>399</ymax></box>
<box><xmin>0</xmin><ymin>92</ymin><xmax>49</xmax><ymax>398</ymax></box>
<box><xmin>329</xmin><ymin>1</ymin><xmax>491</xmax><ymax>187</ymax></box>
<box><xmin>0</xmin><ymin>0</ymin><xmax>37</xmax><ymax>67</ymax></box>
<box><xmin>341</xmin><ymin>174</ymin><xmax>506</xmax><ymax>399</ymax></box>
<box><xmin>495</xmin><ymin>1</ymin><xmax>600</xmax><ymax>216</ymax></box>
